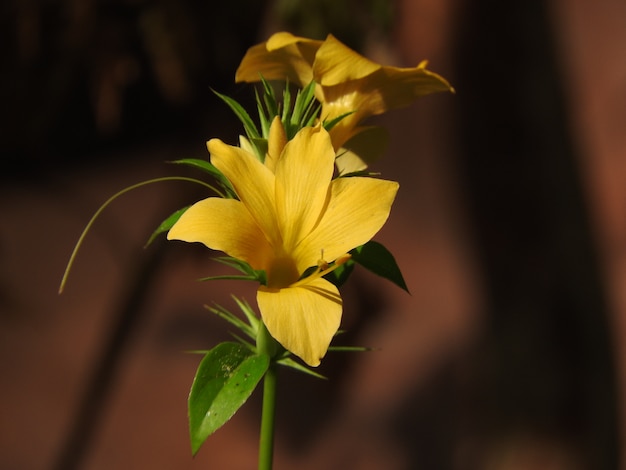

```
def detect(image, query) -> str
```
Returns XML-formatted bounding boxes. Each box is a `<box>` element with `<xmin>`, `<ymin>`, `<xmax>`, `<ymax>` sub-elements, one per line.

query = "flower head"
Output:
<box><xmin>168</xmin><ymin>124</ymin><xmax>398</xmax><ymax>366</ymax></box>
<box><xmin>236</xmin><ymin>32</ymin><xmax>453</xmax><ymax>155</ymax></box>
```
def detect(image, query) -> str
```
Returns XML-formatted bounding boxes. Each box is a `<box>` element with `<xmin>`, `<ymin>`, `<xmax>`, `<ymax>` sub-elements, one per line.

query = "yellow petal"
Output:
<box><xmin>313</xmin><ymin>34</ymin><xmax>380</xmax><ymax>86</ymax></box>
<box><xmin>257</xmin><ymin>277</ymin><xmax>342</xmax><ymax>366</ymax></box>
<box><xmin>294</xmin><ymin>176</ymin><xmax>399</xmax><ymax>271</ymax></box>
<box><xmin>238</xmin><ymin>135</ymin><xmax>256</xmax><ymax>155</ymax></box>
<box><xmin>167</xmin><ymin>198</ymin><xmax>273</xmax><ymax>271</ymax></box>
<box><xmin>207</xmin><ymin>138</ymin><xmax>282</xmax><ymax>249</ymax></box>
<box><xmin>274</xmin><ymin>126</ymin><xmax>335</xmax><ymax>251</ymax></box>
<box><xmin>357</xmin><ymin>63</ymin><xmax>454</xmax><ymax>114</ymax></box>
<box><xmin>320</xmin><ymin>63</ymin><xmax>452</xmax><ymax>149</ymax></box>
<box><xmin>335</xmin><ymin>148</ymin><xmax>368</xmax><ymax>175</ymax></box>
<box><xmin>266</xmin><ymin>31</ymin><xmax>315</xmax><ymax>51</ymax></box>
<box><xmin>265</xmin><ymin>116</ymin><xmax>286</xmax><ymax>173</ymax></box>
<box><xmin>335</xmin><ymin>126</ymin><xmax>390</xmax><ymax>173</ymax></box>
<box><xmin>235</xmin><ymin>33</ymin><xmax>321</xmax><ymax>86</ymax></box>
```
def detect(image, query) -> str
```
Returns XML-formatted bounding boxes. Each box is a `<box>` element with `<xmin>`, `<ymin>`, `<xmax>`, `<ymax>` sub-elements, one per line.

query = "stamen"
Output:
<box><xmin>317</xmin><ymin>249</ymin><xmax>329</xmax><ymax>271</ymax></box>
<box><xmin>292</xmin><ymin>254</ymin><xmax>352</xmax><ymax>287</ymax></box>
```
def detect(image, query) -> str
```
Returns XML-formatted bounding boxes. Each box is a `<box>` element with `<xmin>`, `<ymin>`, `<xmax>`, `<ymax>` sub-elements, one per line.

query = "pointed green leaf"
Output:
<box><xmin>206</xmin><ymin>303</ymin><xmax>257</xmax><ymax>340</ymax></box>
<box><xmin>144</xmin><ymin>206</ymin><xmax>189</xmax><ymax>248</ymax></box>
<box><xmin>169</xmin><ymin>158</ymin><xmax>221</xmax><ymax>178</ymax></box>
<box><xmin>211</xmin><ymin>257</ymin><xmax>267</xmax><ymax>284</ymax></box>
<box><xmin>276</xmin><ymin>357</ymin><xmax>327</xmax><ymax>379</ymax></box>
<box><xmin>198</xmin><ymin>274</ymin><xmax>262</xmax><ymax>283</ymax></box>
<box><xmin>281</xmin><ymin>82</ymin><xmax>291</xmax><ymax>122</ymax></box>
<box><xmin>291</xmin><ymin>80</ymin><xmax>317</xmax><ymax>128</ymax></box>
<box><xmin>168</xmin><ymin>158</ymin><xmax>235</xmax><ymax>197</ymax></box>
<box><xmin>255</xmin><ymin>88</ymin><xmax>271</xmax><ymax>137</ymax></box>
<box><xmin>351</xmin><ymin>241</ymin><xmax>409</xmax><ymax>292</ymax></box>
<box><xmin>251</xmin><ymin>137</ymin><xmax>268</xmax><ymax>159</ymax></box>
<box><xmin>232</xmin><ymin>296</ymin><xmax>261</xmax><ymax>333</ymax></box>
<box><xmin>260</xmin><ymin>76</ymin><xmax>278</xmax><ymax>113</ymax></box>
<box><xmin>188</xmin><ymin>342</ymin><xmax>269</xmax><ymax>455</ymax></box>
<box><xmin>327</xmin><ymin>345</ymin><xmax>371</xmax><ymax>352</ymax></box>
<box><xmin>323</xmin><ymin>110</ymin><xmax>355</xmax><ymax>132</ymax></box>
<box><xmin>323</xmin><ymin>258</ymin><xmax>355</xmax><ymax>287</ymax></box>
<box><xmin>213</xmin><ymin>89</ymin><xmax>260</xmax><ymax>140</ymax></box>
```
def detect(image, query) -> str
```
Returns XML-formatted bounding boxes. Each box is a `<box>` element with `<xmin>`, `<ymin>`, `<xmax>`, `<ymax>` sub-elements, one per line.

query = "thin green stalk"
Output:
<box><xmin>258</xmin><ymin>362</ymin><xmax>277</xmax><ymax>470</ymax></box>
<box><xmin>58</xmin><ymin>176</ymin><xmax>216</xmax><ymax>294</ymax></box>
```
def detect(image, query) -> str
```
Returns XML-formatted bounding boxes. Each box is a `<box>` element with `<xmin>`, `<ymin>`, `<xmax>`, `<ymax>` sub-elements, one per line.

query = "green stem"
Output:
<box><xmin>58</xmin><ymin>176</ymin><xmax>217</xmax><ymax>294</ymax></box>
<box><xmin>258</xmin><ymin>362</ymin><xmax>277</xmax><ymax>470</ymax></box>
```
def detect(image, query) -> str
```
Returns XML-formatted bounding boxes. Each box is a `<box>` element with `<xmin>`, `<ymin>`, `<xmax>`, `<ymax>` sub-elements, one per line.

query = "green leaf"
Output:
<box><xmin>251</xmin><ymin>137</ymin><xmax>268</xmax><ymax>159</ymax></box>
<box><xmin>260</xmin><ymin>76</ymin><xmax>279</xmax><ymax>117</ymax></box>
<box><xmin>281</xmin><ymin>81</ymin><xmax>291</xmax><ymax>122</ymax></box>
<box><xmin>323</xmin><ymin>110</ymin><xmax>354</xmax><ymax>132</ymax></box>
<box><xmin>188</xmin><ymin>342</ymin><xmax>269</xmax><ymax>455</ymax></box>
<box><xmin>169</xmin><ymin>158</ymin><xmax>221</xmax><ymax>178</ymax></box>
<box><xmin>255</xmin><ymin>88</ymin><xmax>271</xmax><ymax>137</ymax></box>
<box><xmin>232</xmin><ymin>297</ymin><xmax>261</xmax><ymax>333</ymax></box>
<box><xmin>206</xmin><ymin>303</ymin><xmax>256</xmax><ymax>340</ymax></box>
<box><xmin>198</xmin><ymin>274</ymin><xmax>260</xmax><ymax>282</ymax></box>
<box><xmin>291</xmin><ymin>80</ymin><xmax>317</xmax><ymax>128</ymax></box>
<box><xmin>144</xmin><ymin>206</ymin><xmax>189</xmax><ymax>248</ymax></box>
<box><xmin>168</xmin><ymin>158</ymin><xmax>235</xmax><ymax>197</ymax></box>
<box><xmin>210</xmin><ymin>257</ymin><xmax>267</xmax><ymax>284</ymax></box>
<box><xmin>323</xmin><ymin>258</ymin><xmax>355</xmax><ymax>287</ymax></box>
<box><xmin>327</xmin><ymin>345</ymin><xmax>372</xmax><ymax>352</ymax></box>
<box><xmin>351</xmin><ymin>241</ymin><xmax>409</xmax><ymax>292</ymax></box>
<box><xmin>276</xmin><ymin>357</ymin><xmax>327</xmax><ymax>379</ymax></box>
<box><xmin>338</xmin><ymin>170</ymin><xmax>381</xmax><ymax>178</ymax></box>
<box><xmin>213</xmin><ymin>89</ymin><xmax>260</xmax><ymax>141</ymax></box>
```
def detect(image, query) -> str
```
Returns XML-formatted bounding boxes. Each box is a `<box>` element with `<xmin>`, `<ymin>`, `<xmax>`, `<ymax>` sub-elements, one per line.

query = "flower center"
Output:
<box><xmin>267</xmin><ymin>256</ymin><xmax>300</xmax><ymax>288</ymax></box>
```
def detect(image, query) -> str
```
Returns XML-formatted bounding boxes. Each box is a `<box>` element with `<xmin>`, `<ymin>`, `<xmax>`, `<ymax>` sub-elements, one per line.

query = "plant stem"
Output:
<box><xmin>258</xmin><ymin>362</ymin><xmax>277</xmax><ymax>470</ymax></box>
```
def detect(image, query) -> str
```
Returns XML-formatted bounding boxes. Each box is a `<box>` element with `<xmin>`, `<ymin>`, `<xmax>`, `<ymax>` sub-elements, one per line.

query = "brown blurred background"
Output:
<box><xmin>1</xmin><ymin>0</ymin><xmax>625</xmax><ymax>469</ymax></box>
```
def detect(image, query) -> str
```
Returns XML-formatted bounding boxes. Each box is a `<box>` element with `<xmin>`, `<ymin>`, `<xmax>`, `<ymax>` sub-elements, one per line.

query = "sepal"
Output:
<box><xmin>168</xmin><ymin>158</ymin><xmax>236</xmax><ymax>197</ymax></box>
<box><xmin>350</xmin><ymin>241</ymin><xmax>409</xmax><ymax>292</ymax></box>
<box><xmin>198</xmin><ymin>257</ymin><xmax>266</xmax><ymax>284</ymax></box>
<box><xmin>144</xmin><ymin>206</ymin><xmax>189</xmax><ymax>248</ymax></box>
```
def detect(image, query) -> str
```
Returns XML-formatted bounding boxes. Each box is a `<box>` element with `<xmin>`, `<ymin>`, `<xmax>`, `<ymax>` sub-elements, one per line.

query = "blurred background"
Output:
<box><xmin>1</xmin><ymin>0</ymin><xmax>625</xmax><ymax>468</ymax></box>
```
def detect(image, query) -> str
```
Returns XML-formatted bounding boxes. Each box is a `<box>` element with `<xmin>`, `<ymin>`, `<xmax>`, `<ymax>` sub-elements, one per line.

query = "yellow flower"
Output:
<box><xmin>167</xmin><ymin>124</ymin><xmax>398</xmax><ymax>366</ymax></box>
<box><xmin>236</xmin><ymin>32</ymin><xmax>453</xmax><ymax>154</ymax></box>
<box><xmin>235</xmin><ymin>32</ymin><xmax>322</xmax><ymax>87</ymax></box>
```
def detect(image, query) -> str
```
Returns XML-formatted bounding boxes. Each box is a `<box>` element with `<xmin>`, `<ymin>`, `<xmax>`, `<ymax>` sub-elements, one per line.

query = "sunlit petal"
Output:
<box><xmin>313</xmin><ymin>34</ymin><xmax>380</xmax><ymax>86</ymax></box>
<box><xmin>207</xmin><ymin>138</ymin><xmax>282</xmax><ymax>248</ymax></box>
<box><xmin>235</xmin><ymin>33</ymin><xmax>321</xmax><ymax>86</ymax></box>
<box><xmin>274</xmin><ymin>126</ymin><xmax>335</xmax><ymax>251</ymax></box>
<box><xmin>266</xmin><ymin>31</ymin><xmax>318</xmax><ymax>52</ymax></box>
<box><xmin>257</xmin><ymin>277</ymin><xmax>342</xmax><ymax>367</ymax></box>
<box><xmin>167</xmin><ymin>198</ymin><xmax>273</xmax><ymax>271</ymax></box>
<box><xmin>294</xmin><ymin>176</ymin><xmax>398</xmax><ymax>271</ymax></box>
<box><xmin>338</xmin><ymin>125</ymin><xmax>389</xmax><ymax>171</ymax></box>
<box><xmin>335</xmin><ymin>148</ymin><xmax>368</xmax><ymax>175</ymax></box>
<box><xmin>266</xmin><ymin>116</ymin><xmax>287</xmax><ymax>173</ymax></box>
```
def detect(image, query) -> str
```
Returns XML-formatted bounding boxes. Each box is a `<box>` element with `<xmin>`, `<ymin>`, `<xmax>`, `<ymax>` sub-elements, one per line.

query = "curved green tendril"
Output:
<box><xmin>58</xmin><ymin>176</ymin><xmax>218</xmax><ymax>294</ymax></box>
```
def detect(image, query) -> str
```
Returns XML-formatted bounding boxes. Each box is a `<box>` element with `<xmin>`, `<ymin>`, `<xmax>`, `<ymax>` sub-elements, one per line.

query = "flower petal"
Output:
<box><xmin>313</xmin><ymin>34</ymin><xmax>380</xmax><ymax>86</ymax></box>
<box><xmin>353</xmin><ymin>62</ymin><xmax>454</xmax><ymax>115</ymax></box>
<box><xmin>257</xmin><ymin>277</ymin><xmax>342</xmax><ymax>367</ymax></box>
<box><xmin>207</xmin><ymin>138</ymin><xmax>282</xmax><ymax>249</ymax></box>
<box><xmin>167</xmin><ymin>198</ymin><xmax>273</xmax><ymax>271</ymax></box>
<box><xmin>337</xmin><ymin>125</ymin><xmax>389</xmax><ymax>172</ymax></box>
<box><xmin>335</xmin><ymin>148</ymin><xmax>368</xmax><ymax>175</ymax></box>
<box><xmin>294</xmin><ymin>176</ymin><xmax>399</xmax><ymax>271</ymax></box>
<box><xmin>235</xmin><ymin>33</ymin><xmax>321</xmax><ymax>86</ymax></box>
<box><xmin>274</xmin><ymin>126</ymin><xmax>335</xmax><ymax>252</ymax></box>
<box><xmin>265</xmin><ymin>116</ymin><xmax>287</xmax><ymax>173</ymax></box>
